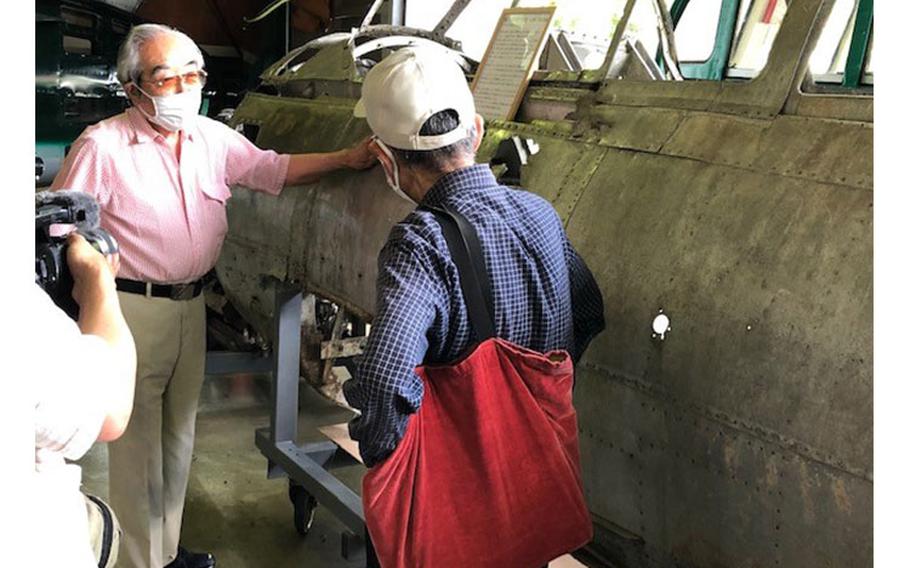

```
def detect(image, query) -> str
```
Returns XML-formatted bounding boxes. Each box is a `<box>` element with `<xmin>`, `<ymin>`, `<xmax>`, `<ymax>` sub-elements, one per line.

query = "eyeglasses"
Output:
<box><xmin>141</xmin><ymin>69</ymin><xmax>208</xmax><ymax>92</ymax></box>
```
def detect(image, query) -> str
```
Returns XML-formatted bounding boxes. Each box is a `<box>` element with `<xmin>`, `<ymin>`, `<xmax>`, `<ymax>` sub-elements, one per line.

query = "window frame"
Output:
<box><xmin>799</xmin><ymin>0</ymin><xmax>873</xmax><ymax>96</ymax></box>
<box><xmin>531</xmin><ymin>0</ymin><xmax>853</xmax><ymax>121</ymax></box>
<box><xmin>669</xmin><ymin>0</ymin><xmax>741</xmax><ymax>80</ymax></box>
<box><xmin>780</xmin><ymin>0</ymin><xmax>871</xmax><ymax>121</ymax></box>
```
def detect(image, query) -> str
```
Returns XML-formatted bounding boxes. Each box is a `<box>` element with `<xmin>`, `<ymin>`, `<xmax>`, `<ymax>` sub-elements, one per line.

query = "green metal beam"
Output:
<box><xmin>670</xmin><ymin>0</ymin><xmax>691</xmax><ymax>23</ymax></box>
<box><xmin>843</xmin><ymin>0</ymin><xmax>873</xmax><ymax>87</ymax></box>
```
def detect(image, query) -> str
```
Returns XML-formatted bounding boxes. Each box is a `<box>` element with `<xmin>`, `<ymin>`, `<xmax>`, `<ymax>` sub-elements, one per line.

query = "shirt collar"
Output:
<box><xmin>421</xmin><ymin>164</ymin><xmax>499</xmax><ymax>207</ymax></box>
<box><xmin>126</xmin><ymin>106</ymin><xmax>197</xmax><ymax>144</ymax></box>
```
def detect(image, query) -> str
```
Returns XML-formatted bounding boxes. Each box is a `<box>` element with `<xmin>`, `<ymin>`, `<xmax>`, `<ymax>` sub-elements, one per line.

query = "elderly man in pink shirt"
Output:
<box><xmin>51</xmin><ymin>23</ymin><xmax>374</xmax><ymax>568</ymax></box>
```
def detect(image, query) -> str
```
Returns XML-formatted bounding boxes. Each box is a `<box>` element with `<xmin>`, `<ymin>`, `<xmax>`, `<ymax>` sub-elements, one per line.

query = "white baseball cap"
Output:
<box><xmin>353</xmin><ymin>47</ymin><xmax>475</xmax><ymax>151</ymax></box>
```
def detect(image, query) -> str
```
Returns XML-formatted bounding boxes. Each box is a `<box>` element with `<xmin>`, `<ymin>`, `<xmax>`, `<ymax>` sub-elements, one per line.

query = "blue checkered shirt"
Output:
<box><xmin>343</xmin><ymin>164</ymin><xmax>605</xmax><ymax>467</ymax></box>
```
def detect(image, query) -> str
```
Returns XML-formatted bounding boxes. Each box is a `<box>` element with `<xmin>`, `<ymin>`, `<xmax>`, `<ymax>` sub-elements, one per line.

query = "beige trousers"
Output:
<box><xmin>109</xmin><ymin>291</ymin><xmax>206</xmax><ymax>568</ymax></box>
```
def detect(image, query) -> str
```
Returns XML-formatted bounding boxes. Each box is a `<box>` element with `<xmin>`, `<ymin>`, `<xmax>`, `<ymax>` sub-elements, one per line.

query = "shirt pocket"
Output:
<box><xmin>196</xmin><ymin>181</ymin><xmax>231</xmax><ymax>247</ymax></box>
<box><xmin>200</xmin><ymin>182</ymin><xmax>232</xmax><ymax>204</ymax></box>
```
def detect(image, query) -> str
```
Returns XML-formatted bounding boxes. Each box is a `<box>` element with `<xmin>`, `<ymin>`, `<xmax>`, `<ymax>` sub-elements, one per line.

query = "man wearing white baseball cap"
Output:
<box><xmin>352</xmin><ymin>46</ymin><xmax>482</xmax><ymax>205</ymax></box>
<box><xmin>344</xmin><ymin>47</ymin><xmax>604</xmax><ymax>567</ymax></box>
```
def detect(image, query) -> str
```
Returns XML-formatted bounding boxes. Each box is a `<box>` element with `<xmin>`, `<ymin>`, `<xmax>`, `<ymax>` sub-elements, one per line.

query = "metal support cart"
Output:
<box><xmin>253</xmin><ymin>287</ymin><xmax>368</xmax><ymax>559</ymax></box>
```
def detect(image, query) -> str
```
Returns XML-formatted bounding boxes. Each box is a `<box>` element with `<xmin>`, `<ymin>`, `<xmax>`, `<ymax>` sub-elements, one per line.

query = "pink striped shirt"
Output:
<box><xmin>51</xmin><ymin>107</ymin><xmax>290</xmax><ymax>283</ymax></box>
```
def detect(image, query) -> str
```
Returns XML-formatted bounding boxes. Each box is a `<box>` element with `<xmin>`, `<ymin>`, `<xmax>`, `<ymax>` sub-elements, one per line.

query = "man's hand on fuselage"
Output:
<box><xmin>285</xmin><ymin>136</ymin><xmax>377</xmax><ymax>186</ymax></box>
<box><xmin>343</xmin><ymin>136</ymin><xmax>377</xmax><ymax>170</ymax></box>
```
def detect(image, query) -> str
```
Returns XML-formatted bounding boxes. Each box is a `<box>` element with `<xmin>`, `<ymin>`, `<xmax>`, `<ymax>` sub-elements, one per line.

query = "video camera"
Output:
<box><xmin>36</xmin><ymin>190</ymin><xmax>118</xmax><ymax>319</ymax></box>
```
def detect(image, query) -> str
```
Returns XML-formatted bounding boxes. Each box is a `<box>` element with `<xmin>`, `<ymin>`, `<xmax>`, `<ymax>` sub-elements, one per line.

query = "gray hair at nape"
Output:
<box><xmin>388</xmin><ymin>109</ymin><xmax>478</xmax><ymax>172</ymax></box>
<box><xmin>115</xmin><ymin>23</ymin><xmax>205</xmax><ymax>86</ymax></box>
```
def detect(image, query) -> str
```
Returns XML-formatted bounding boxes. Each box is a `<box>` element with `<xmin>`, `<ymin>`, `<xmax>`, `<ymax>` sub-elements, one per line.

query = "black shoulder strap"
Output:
<box><xmin>422</xmin><ymin>204</ymin><xmax>496</xmax><ymax>341</ymax></box>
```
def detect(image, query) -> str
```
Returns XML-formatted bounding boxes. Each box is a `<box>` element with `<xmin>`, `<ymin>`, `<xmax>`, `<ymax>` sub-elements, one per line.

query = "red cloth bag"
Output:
<box><xmin>361</xmin><ymin>337</ymin><xmax>592</xmax><ymax>568</ymax></box>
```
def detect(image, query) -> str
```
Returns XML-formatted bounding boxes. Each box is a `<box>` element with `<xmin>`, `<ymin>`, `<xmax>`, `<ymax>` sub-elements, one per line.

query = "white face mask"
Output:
<box><xmin>135</xmin><ymin>86</ymin><xmax>202</xmax><ymax>132</ymax></box>
<box><xmin>374</xmin><ymin>138</ymin><xmax>417</xmax><ymax>206</ymax></box>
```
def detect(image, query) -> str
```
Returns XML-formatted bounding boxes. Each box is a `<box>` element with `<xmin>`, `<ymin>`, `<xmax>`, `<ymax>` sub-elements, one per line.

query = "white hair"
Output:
<box><xmin>116</xmin><ymin>23</ymin><xmax>205</xmax><ymax>85</ymax></box>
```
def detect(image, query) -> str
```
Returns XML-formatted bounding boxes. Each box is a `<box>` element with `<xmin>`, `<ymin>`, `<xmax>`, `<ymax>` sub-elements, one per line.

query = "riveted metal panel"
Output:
<box><xmin>575</xmin><ymin>362</ymin><xmax>872</xmax><ymax>567</ymax></box>
<box><xmin>786</xmin><ymin>93</ymin><xmax>873</xmax><ymax>123</ymax></box>
<box><xmin>554</xmin><ymin>140</ymin><xmax>870</xmax><ymax>565</ymax></box>
<box><xmin>478</xmin><ymin>124</ymin><xmax>608</xmax><ymax>224</ymax></box>
<box><xmin>564</xmin><ymin>147</ymin><xmax>871</xmax><ymax>466</ymax></box>
<box><xmin>660</xmin><ymin>113</ymin><xmax>873</xmax><ymax>190</ymax></box>
<box><xmin>571</xmin><ymin>102</ymin><xmax>687</xmax><ymax>154</ymax></box>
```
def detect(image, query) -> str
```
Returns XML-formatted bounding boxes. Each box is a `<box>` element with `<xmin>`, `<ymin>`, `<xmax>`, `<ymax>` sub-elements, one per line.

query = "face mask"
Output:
<box><xmin>135</xmin><ymin>86</ymin><xmax>202</xmax><ymax>132</ymax></box>
<box><xmin>374</xmin><ymin>138</ymin><xmax>416</xmax><ymax>206</ymax></box>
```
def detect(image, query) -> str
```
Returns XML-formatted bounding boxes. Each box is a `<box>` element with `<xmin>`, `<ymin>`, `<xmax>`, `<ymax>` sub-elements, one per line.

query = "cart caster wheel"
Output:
<box><xmin>289</xmin><ymin>483</ymin><xmax>318</xmax><ymax>536</ymax></box>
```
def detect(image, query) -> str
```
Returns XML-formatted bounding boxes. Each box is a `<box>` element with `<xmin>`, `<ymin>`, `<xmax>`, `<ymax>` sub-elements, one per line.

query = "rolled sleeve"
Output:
<box><xmin>343</xmin><ymin>238</ymin><xmax>440</xmax><ymax>467</ymax></box>
<box><xmin>223</xmin><ymin>127</ymin><xmax>290</xmax><ymax>195</ymax></box>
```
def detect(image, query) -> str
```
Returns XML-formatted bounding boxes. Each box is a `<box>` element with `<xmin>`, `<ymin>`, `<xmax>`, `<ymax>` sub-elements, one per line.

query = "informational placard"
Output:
<box><xmin>471</xmin><ymin>7</ymin><xmax>556</xmax><ymax>122</ymax></box>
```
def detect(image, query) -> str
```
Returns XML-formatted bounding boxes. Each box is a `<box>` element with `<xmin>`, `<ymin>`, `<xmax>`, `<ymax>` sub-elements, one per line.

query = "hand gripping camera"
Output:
<box><xmin>35</xmin><ymin>190</ymin><xmax>118</xmax><ymax>319</ymax></box>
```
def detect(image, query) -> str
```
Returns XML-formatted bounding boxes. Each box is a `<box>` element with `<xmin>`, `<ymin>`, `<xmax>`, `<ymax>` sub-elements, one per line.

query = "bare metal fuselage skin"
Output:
<box><xmin>218</xmin><ymin>2</ymin><xmax>872</xmax><ymax>566</ymax></box>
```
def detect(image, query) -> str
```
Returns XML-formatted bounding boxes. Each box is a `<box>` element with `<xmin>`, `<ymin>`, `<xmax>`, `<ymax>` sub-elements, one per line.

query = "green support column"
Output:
<box><xmin>843</xmin><ymin>0</ymin><xmax>873</xmax><ymax>87</ymax></box>
<box><xmin>670</xmin><ymin>0</ymin><xmax>691</xmax><ymax>22</ymax></box>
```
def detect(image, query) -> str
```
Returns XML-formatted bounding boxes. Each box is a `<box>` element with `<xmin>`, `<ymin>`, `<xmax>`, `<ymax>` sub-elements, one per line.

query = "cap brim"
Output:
<box><xmin>353</xmin><ymin>98</ymin><xmax>366</xmax><ymax>118</ymax></box>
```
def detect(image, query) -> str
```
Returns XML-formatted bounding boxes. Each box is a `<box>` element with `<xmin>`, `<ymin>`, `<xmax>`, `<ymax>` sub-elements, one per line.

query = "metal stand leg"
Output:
<box><xmin>254</xmin><ymin>286</ymin><xmax>366</xmax><ymax>553</ymax></box>
<box><xmin>271</xmin><ymin>288</ymin><xmax>301</xmax><ymax>446</ymax></box>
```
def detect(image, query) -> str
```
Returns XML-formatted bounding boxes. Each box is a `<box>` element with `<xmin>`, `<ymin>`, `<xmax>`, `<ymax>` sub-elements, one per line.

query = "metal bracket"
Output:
<box><xmin>490</xmin><ymin>136</ymin><xmax>540</xmax><ymax>187</ymax></box>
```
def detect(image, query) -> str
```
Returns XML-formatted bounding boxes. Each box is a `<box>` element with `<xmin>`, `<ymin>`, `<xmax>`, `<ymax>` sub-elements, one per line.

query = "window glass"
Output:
<box><xmin>515</xmin><ymin>0</ymin><xmax>631</xmax><ymax>69</ymax></box>
<box><xmin>605</xmin><ymin>0</ymin><xmax>725</xmax><ymax>80</ymax></box>
<box><xmin>808</xmin><ymin>0</ymin><xmax>857</xmax><ymax>80</ymax></box>
<box><xmin>625</xmin><ymin>0</ymin><xmax>660</xmax><ymax>57</ymax></box>
<box><xmin>407</xmin><ymin>1</ymin><xmax>634</xmax><ymax>69</ymax></box>
<box><xmin>61</xmin><ymin>8</ymin><xmax>94</xmax><ymax>30</ymax></box>
<box><xmin>728</xmin><ymin>0</ymin><xmax>789</xmax><ymax>76</ymax></box>
<box><xmin>407</xmin><ymin>1</ymin><xmax>731</xmax><ymax>75</ymax></box>
<box><xmin>406</xmin><ymin>0</ymin><xmax>513</xmax><ymax>61</ymax></box>
<box><xmin>63</xmin><ymin>35</ymin><xmax>93</xmax><ymax>55</ymax></box>
<box><xmin>675</xmin><ymin>0</ymin><xmax>724</xmax><ymax>62</ymax></box>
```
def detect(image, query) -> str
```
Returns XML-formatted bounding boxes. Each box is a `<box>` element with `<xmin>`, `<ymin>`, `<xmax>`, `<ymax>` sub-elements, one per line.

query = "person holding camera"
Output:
<box><xmin>50</xmin><ymin>23</ymin><xmax>375</xmax><ymax>568</ymax></box>
<box><xmin>34</xmin><ymin>232</ymin><xmax>137</xmax><ymax>568</ymax></box>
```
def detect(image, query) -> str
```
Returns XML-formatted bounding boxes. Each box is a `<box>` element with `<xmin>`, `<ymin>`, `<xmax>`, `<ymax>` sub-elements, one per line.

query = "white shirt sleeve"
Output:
<box><xmin>32</xmin><ymin>284</ymin><xmax>115</xmax><ymax>465</ymax></box>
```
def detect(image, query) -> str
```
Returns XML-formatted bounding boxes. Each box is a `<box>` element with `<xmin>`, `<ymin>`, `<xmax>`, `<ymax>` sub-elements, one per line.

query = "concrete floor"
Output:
<box><xmin>79</xmin><ymin>373</ymin><xmax>366</xmax><ymax>568</ymax></box>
